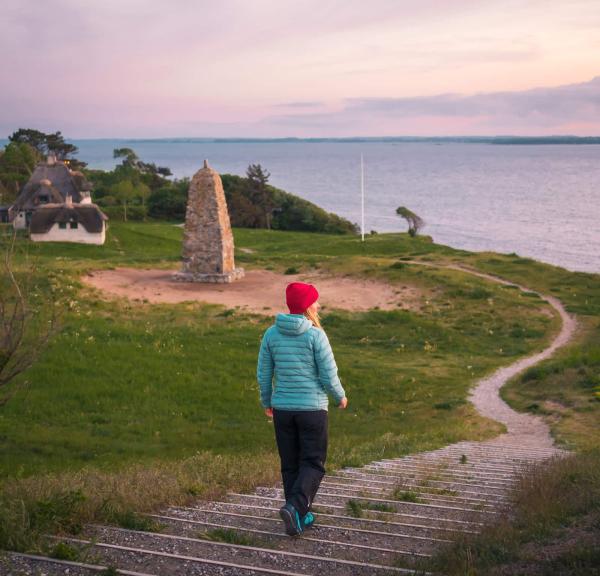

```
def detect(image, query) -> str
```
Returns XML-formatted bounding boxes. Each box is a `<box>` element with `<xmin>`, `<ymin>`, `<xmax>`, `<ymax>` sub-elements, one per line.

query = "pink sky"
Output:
<box><xmin>2</xmin><ymin>0</ymin><xmax>600</xmax><ymax>137</ymax></box>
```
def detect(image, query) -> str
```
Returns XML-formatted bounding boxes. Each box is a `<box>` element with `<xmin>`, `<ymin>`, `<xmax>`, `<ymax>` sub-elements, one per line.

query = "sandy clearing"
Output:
<box><xmin>82</xmin><ymin>268</ymin><xmax>420</xmax><ymax>314</ymax></box>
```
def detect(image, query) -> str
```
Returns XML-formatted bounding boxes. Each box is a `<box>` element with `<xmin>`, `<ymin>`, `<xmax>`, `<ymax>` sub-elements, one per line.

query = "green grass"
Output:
<box><xmin>198</xmin><ymin>527</ymin><xmax>261</xmax><ymax>546</ymax></box>
<box><xmin>48</xmin><ymin>541</ymin><xmax>80</xmax><ymax>561</ymax></box>
<box><xmin>345</xmin><ymin>498</ymin><xmax>396</xmax><ymax>516</ymax></box>
<box><xmin>391</xmin><ymin>487</ymin><xmax>421</xmax><ymax>502</ymax></box>
<box><xmin>345</xmin><ymin>499</ymin><xmax>364</xmax><ymax>517</ymax></box>
<box><xmin>0</xmin><ymin>221</ymin><xmax>598</xmax><ymax>552</ymax></box>
<box><xmin>112</xmin><ymin>511</ymin><xmax>162</xmax><ymax>532</ymax></box>
<box><xmin>502</xmin><ymin>321</ymin><xmax>600</xmax><ymax>450</ymax></box>
<box><xmin>1</xmin><ymin>223</ymin><xmax>562</xmax><ymax>477</ymax></box>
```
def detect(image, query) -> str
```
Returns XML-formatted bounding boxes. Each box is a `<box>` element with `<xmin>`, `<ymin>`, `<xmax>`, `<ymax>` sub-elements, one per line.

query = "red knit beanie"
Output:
<box><xmin>286</xmin><ymin>282</ymin><xmax>319</xmax><ymax>314</ymax></box>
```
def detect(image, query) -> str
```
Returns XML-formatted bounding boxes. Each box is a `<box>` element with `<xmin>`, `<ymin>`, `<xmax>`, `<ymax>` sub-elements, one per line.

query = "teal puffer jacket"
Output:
<box><xmin>257</xmin><ymin>314</ymin><xmax>345</xmax><ymax>411</ymax></box>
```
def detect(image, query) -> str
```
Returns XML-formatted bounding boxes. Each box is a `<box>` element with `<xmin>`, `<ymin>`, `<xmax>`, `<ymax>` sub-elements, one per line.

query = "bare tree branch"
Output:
<box><xmin>0</xmin><ymin>229</ymin><xmax>62</xmax><ymax>406</ymax></box>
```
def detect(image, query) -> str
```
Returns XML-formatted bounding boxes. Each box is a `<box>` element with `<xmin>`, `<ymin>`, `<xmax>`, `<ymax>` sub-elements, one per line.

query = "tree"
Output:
<box><xmin>112</xmin><ymin>148</ymin><xmax>172</xmax><ymax>193</ymax></box>
<box><xmin>110</xmin><ymin>180</ymin><xmax>135</xmax><ymax>221</ymax></box>
<box><xmin>8</xmin><ymin>128</ymin><xmax>48</xmax><ymax>155</ymax></box>
<box><xmin>396</xmin><ymin>206</ymin><xmax>425</xmax><ymax>237</ymax></box>
<box><xmin>246</xmin><ymin>164</ymin><xmax>275</xmax><ymax>229</ymax></box>
<box><xmin>0</xmin><ymin>232</ymin><xmax>61</xmax><ymax>406</ymax></box>
<box><xmin>0</xmin><ymin>142</ymin><xmax>39</xmax><ymax>201</ymax></box>
<box><xmin>113</xmin><ymin>148</ymin><xmax>142</xmax><ymax>170</ymax></box>
<box><xmin>45</xmin><ymin>131</ymin><xmax>79</xmax><ymax>160</ymax></box>
<box><xmin>134</xmin><ymin>182</ymin><xmax>151</xmax><ymax>218</ymax></box>
<box><xmin>8</xmin><ymin>128</ymin><xmax>84</xmax><ymax>167</ymax></box>
<box><xmin>147</xmin><ymin>185</ymin><xmax>187</xmax><ymax>220</ymax></box>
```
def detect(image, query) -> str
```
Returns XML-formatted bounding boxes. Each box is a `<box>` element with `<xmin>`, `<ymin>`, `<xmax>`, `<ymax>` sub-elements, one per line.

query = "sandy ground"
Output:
<box><xmin>82</xmin><ymin>268</ymin><xmax>419</xmax><ymax>314</ymax></box>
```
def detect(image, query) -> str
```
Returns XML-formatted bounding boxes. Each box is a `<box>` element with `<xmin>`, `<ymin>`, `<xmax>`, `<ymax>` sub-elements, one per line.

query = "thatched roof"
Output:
<box><xmin>30</xmin><ymin>203</ymin><xmax>108</xmax><ymax>234</ymax></box>
<box><xmin>12</xmin><ymin>161</ymin><xmax>92</xmax><ymax>211</ymax></box>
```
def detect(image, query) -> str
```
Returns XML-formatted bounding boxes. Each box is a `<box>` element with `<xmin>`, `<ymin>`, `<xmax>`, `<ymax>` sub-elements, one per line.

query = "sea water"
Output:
<box><xmin>73</xmin><ymin>139</ymin><xmax>600</xmax><ymax>274</ymax></box>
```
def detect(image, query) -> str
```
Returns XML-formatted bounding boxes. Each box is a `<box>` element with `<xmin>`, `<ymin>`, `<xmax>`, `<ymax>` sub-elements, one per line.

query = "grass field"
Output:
<box><xmin>0</xmin><ymin>223</ymin><xmax>564</xmax><ymax>477</ymax></box>
<box><xmin>0</xmin><ymin>221</ymin><xmax>598</xmax><ymax>551</ymax></box>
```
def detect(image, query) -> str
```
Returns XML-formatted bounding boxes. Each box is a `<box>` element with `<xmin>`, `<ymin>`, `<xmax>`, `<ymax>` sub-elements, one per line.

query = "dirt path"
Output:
<box><xmin>82</xmin><ymin>268</ymin><xmax>421</xmax><ymax>313</ymax></box>
<box><xmin>410</xmin><ymin>262</ymin><xmax>578</xmax><ymax>451</ymax></box>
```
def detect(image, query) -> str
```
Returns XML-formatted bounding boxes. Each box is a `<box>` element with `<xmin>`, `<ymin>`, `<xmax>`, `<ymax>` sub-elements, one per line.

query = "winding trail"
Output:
<box><xmin>4</xmin><ymin>264</ymin><xmax>578</xmax><ymax>575</ymax></box>
<box><xmin>413</xmin><ymin>262</ymin><xmax>577</xmax><ymax>452</ymax></box>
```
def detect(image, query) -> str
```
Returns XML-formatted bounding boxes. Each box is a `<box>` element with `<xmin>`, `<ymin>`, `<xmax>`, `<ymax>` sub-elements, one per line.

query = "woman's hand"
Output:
<box><xmin>264</xmin><ymin>408</ymin><xmax>274</xmax><ymax>418</ymax></box>
<box><xmin>338</xmin><ymin>397</ymin><xmax>348</xmax><ymax>409</ymax></box>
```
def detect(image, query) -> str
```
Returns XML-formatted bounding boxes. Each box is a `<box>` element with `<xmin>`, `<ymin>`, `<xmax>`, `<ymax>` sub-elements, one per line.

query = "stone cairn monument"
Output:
<box><xmin>173</xmin><ymin>160</ymin><xmax>244</xmax><ymax>283</ymax></box>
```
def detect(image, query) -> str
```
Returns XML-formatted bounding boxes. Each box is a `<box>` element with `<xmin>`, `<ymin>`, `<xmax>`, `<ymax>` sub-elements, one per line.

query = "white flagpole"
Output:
<box><xmin>361</xmin><ymin>153</ymin><xmax>365</xmax><ymax>242</ymax></box>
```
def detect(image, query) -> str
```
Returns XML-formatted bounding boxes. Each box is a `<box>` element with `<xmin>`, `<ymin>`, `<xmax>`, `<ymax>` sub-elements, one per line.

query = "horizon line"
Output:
<box><xmin>3</xmin><ymin>135</ymin><xmax>600</xmax><ymax>143</ymax></box>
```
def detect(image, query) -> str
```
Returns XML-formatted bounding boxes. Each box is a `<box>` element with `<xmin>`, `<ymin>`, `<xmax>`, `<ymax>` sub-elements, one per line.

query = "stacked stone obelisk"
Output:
<box><xmin>173</xmin><ymin>160</ymin><xmax>244</xmax><ymax>283</ymax></box>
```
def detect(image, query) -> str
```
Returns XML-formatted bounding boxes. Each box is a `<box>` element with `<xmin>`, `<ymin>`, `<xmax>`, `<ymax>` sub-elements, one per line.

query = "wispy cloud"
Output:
<box><xmin>260</xmin><ymin>76</ymin><xmax>600</xmax><ymax>136</ymax></box>
<box><xmin>272</xmin><ymin>101</ymin><xmax>325</xmax><ymax>109</ymax></box>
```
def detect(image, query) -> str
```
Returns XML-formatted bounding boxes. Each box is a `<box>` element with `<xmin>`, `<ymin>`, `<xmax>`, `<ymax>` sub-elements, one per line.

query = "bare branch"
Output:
<box><xmin>0</xmin><ymin>229</ymin><xmax>62</xmax><ymax>405</ymax></box>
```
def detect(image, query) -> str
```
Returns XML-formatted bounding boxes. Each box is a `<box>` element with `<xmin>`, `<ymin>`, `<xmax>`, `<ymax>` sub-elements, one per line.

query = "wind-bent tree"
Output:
<box><xmin>396</xmin><ymin>206</ymin><xmax>425</xmax><ymax>237</ymax></box>
<box><xmin>0</xmin><ymin>233</ymin><xmax>61</xmax><ymax>406</ymax></box>
<box><xmin>113</xmin><ymin>148</ymin><xmax>171</xmax><ymax>178</ymax></box>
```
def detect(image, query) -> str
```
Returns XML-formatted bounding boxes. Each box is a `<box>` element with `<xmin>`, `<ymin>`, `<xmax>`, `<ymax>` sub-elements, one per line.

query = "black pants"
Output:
<box><xmin>273</xmin><ymin>409</ymin><xmax>328</xmax><ymax>518</ymax></box>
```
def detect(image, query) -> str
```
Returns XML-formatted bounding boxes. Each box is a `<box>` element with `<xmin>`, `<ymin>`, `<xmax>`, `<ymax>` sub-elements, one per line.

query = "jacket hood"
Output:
<box><xmin>275</xmin><ymin>313</ymin><xmax>313</xmax><ymax>336</ymax></box>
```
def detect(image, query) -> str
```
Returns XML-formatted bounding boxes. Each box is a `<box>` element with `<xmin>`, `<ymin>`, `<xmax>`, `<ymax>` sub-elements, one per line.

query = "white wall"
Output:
<box><xmin>12</xmin><ymin>212</ymin><xmax>27</xmax><ymax>230</ymax></box>
<box><xmin>31</xmin><ymin>223</ymin><xmax>106</xmax><ymax>245</ymax></box>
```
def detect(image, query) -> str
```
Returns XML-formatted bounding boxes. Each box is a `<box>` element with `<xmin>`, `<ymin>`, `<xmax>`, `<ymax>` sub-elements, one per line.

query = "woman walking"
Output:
<box><xmin>257</xmin><ymin>281</ymin><xmax>347</xmax><ymax>536</ymax></box>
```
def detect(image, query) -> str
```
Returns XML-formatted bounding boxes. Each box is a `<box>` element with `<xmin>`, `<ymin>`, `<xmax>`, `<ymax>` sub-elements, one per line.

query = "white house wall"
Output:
<box><xmin>12</xmin><ymin>212</ymin><xmax>28</xmax><ymax>229</ymax></box>
<box><xmin>31</xmin><ymin>223</ymin><xmax>106</xmax><ymax>245</ymax></box>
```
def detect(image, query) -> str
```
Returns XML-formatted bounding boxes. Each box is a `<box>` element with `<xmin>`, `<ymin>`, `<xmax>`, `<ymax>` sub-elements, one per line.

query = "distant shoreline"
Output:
<box><xmin>3</xmin><ymin>136</ymin><xmax>600</xmax><ymax>145</ymax></box>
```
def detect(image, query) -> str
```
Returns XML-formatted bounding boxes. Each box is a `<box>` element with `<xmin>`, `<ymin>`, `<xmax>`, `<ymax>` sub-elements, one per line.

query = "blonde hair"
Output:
<box><xmin>304</xmin><ymin>307</ymin><xmax>322</xmax><ymax>329</ymax></box>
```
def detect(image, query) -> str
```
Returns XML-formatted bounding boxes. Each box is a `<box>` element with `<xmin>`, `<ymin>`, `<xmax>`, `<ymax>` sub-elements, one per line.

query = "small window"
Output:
<box><xmin>70</xmin><ymin>221</ymin><xmax>78</xmax><ymax>229</ymax></box>
<box><xmin>39</xmin><ymin>195</ymin><xmax>49</xmax><ymax>204</ymax></box>
<box><xmin>59</xmin><ymin>222</ymin><xmax>67</xmax><ymax>229</ymax></box>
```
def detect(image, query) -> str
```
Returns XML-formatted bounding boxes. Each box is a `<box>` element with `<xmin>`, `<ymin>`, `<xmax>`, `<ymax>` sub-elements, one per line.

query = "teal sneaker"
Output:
<box><xmin>279</xmin><ymin>503</ymin><xmax>303</xmax><ymax>536</ymax></box>
<box><xmin>302</xmin><ymin>512</ymin><xmax>315</xmax><ymax>529</ymax></box>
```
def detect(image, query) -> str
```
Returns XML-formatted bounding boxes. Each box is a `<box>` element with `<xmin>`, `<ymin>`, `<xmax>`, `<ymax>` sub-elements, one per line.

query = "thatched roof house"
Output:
<box><xmin>10</xmin><ymin>156</ymin><xmax>93</xmax><ymax>228</ymax></box>
<box><xmin>29</xmin><ymin>196</ymin><xmax>108</xmax><ymax>245</ymax></box>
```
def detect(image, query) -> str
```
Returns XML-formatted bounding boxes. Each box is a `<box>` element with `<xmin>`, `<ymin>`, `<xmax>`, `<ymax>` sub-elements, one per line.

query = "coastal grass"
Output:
<box><xmin>416</xmin><ymin>449</ymin><xmax>600</xmax><ymax>576</ymax></box>
<box><xmin>198</xmin><ymin>527</ymin><xmax>262</xmax><ymax>547</ymax></box>
<box><xmin>501</xmin><ymin>317</ymin><xmax>600</xmax><ymax>451</ymax></box>
<box><xmin>0</xmin><ymin>222</ymin><xmax>597</xmax><ymax>552</ymax></box>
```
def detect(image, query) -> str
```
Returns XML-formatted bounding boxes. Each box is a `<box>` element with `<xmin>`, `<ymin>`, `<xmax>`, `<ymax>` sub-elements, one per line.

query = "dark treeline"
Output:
<box><xmin>88</xmin><ymin>151</ymin><xmax>356</xmax><ymax>233</ymax></box>
<box><xmin>0</xmin><ymin>129</ymin><xmax>357</xmax><ymax>234</ymax></box>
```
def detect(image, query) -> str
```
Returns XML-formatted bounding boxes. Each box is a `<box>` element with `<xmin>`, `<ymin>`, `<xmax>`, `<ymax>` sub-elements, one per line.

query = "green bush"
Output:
<box><xmin>102</xmin><ymin>204</ymin><xmax>147</xmax><ymax>222</ymax></box>
<box><xmin>147</xmin><ymin>184</ymin><xmax>187</xmax><ymax>220</ymax></box>
<box><xmin>221</xmin><ymin>173</ymin><xmax>357</xmax><ymax>234</ymax></box>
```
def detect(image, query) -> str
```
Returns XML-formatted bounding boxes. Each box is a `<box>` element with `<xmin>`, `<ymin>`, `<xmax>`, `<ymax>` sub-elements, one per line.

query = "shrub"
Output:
<box><xmin>102</xmin><ymin>204</ymin><xmax>147</xmax><ymax>222</ymax></box>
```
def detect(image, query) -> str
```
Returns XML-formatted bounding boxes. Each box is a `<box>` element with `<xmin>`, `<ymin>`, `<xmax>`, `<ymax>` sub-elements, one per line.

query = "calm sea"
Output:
<box><xmin>73</xmin><ymin>139</ymin><xmax>600</xmax><ymax>274</ymax></box>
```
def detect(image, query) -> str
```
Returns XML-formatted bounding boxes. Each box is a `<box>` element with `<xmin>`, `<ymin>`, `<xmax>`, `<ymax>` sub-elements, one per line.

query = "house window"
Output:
<box><xmin>70</xmin><ymin>222</ymin><xmax>78</xmax><ymax>229</ymax></box>
<box><xmin>59</xmin><ymin>222</ymin><xmax>67</xmax><ymax>229</ymax></box>
<box><xmin>39</xmin><ymin>195</ymin><xmax>49</xmax><ymax>204</ymax></box>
